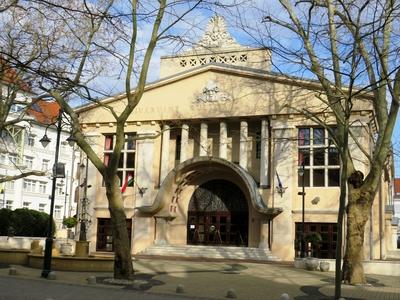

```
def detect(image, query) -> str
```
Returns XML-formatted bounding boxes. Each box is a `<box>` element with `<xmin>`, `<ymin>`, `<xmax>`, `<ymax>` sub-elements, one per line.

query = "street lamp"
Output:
<box><xmin>298</xmin><ymin>162</ymin><xmax>306</xmax><ymax>258</ymax></box>
<box><xmin>39</xmin><ymin>109</ymin><xmax>75</xmax><ymax>278</ymax></box>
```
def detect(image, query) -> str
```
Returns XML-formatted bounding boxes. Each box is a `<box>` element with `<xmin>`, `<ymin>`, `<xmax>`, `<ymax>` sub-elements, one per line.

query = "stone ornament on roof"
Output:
<box><xmin>194</xmin><ymin>16</ymin><xmax>244</xmax><ymax>50</ymax></box>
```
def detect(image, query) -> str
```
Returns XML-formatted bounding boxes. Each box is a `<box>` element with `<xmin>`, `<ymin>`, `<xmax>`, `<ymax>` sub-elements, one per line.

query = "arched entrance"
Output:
<box><xmin>187</xmin><ymin>179</ymin><xmax>249</xmax><ymax>246</ymax></box>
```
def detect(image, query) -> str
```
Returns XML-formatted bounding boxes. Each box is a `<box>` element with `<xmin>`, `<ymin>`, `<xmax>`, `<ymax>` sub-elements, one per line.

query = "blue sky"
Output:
<box><xmin>81</xmin><ymin>1</ymin><xmax>400</xmax><ymax>178</ymax></box>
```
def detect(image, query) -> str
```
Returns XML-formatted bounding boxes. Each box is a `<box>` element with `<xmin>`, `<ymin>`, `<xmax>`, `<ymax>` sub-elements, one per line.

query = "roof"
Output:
<box><xmin>27</xmin><ymin>100</ymin><xmax>60</xmax><ymax>125</ymax></box>
<box><xmin>0</xmin><ymin>59</ymin><xmax>31</xmax><ymax>92</ymax></box>
<box><xmin>75</xmin><ymin>62</ymin><xmax>374</xmax><ymax>114</ymax></box>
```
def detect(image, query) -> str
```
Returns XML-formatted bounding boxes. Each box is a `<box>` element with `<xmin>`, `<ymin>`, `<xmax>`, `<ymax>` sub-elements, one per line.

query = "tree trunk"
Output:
<box><xmin>106</xmin><ymin>175</ymin><xmax>134</xmax><ymax>279</ymax></box>
<box><xmin>342</xmin><ymin>188</ymin><xmax>373</xmax><ymax>284</ymax></box>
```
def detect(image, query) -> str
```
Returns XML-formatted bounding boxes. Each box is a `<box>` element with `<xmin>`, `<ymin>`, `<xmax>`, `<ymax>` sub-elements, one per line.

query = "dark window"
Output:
<box><xmin>313</xmin><ymin>128</ymin><xmax>325</xmax><ymax>145</ymax></box>
<box><xmin>295</xmin><ymin>222</ymin><xmax>337</xmax><ymax>259</ymax></box>
<box><xmin>298</xmin><ymin>128</ymin><xmax>310</xmax><ymax>146</ymax></box>
<box><xmin>298</xmin><ymin>169</ymin><xmax>310</xmax><ymax>187</ymax></box>
<box><xmin>256</xmin><ymin>131</ymin><xmax>261</xmax><ymax>159</ymax></box>
<box><xmin>175</xmin><ymin>135</ymin><xmax>181</xmax><ymax>161</ymax></box>
<box><xmin>328</xmin><ymin>169</ymin><xmax>340</xmax><ymax>186</ymax></box>
<box><xmin>103</xmin><ymin>133</ymin><xmax>136</xmax><ymax>187</ymax></box>
<box><xmin>298</xmin><ymin>149</ymin><xmax>310</xmax><ymax>166</ymax></box>
<box><xmin>96</xmin><ymin>218</ymin><xmax>132</xmax><ymax>252</ymax></box>
<box><xmin>313</xmin><ymin>169</ymin><xmax>325</xmax><ymax>186</ymax></box>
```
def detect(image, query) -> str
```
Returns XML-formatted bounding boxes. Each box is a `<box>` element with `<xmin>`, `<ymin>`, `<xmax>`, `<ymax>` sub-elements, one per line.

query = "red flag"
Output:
<box><xmin>121</xmin><ymin>173</ymin><xmax>134</xmax><ymax>193</ymax></box>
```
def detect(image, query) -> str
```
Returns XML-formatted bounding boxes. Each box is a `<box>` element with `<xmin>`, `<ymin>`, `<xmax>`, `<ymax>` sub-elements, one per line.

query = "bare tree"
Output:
<box><xmin>255</xmin><ymin>0</ymin><xmax>400</xmax><ymax>289</ymax></box>
<box><xmin>0</xmin><ymin>0</ymin><xmax>241</xmax><ymax>279</ymax></box>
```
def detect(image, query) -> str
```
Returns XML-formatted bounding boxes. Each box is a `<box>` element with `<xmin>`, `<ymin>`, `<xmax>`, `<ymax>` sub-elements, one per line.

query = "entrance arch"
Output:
<box><xmin>187</xmin><ymin>179</ymin><xmax>249</xmax><ymax>246</ymax></box>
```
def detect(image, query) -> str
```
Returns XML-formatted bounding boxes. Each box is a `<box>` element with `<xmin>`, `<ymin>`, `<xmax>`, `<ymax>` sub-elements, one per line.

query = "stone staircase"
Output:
<box><xmin>137</xmin><ymin>244</ymin><xmax>281</xmax><ymax>262</ymax></box>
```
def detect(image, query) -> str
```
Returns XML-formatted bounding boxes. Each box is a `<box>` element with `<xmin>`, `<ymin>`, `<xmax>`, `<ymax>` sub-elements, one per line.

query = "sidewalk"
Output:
<box><xmin>0</xmin><ymin>259</ymin><xmax>399</xmax><ymax>300</ymax></box>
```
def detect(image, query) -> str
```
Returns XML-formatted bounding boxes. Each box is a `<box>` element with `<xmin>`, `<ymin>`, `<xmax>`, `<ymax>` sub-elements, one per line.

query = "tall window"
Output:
<box><xmin>38</xmin><ymin>182</ymin><xmax>47</xmax><ymax>194</ymax></box>
<box><xmin>255</xmin><ymin>131</ymin><xmax>261</xmax><ymax>159</ymax></box>
<box><xmin>298</xmin><ymin>127</ymin><xmax>340</xmax><ymax>187</ymax></box>
<box><xmin>23</xmin><ymin>179</ymin><xmax>36</xmax><ymax>192</ymax></box>
<box><xmin>27</xmin><ymin>136</ymin><xmax>35</xmax><ymax>146</ymax></box>
<box><xmin>54</xmin><ymin>205</ymin><xmax>62</xmax><ymax>218</ymax></box>
<box><xmin>6</xmin><ymin>200</ymin><xmax>13</xmax><ymax>210</ymax></box>
<box><xmin>39</xmin><ymin>203</ymin><xmax>46</xmax><ymax>212</ymax></box>
<box><xmin>23</xmin><ymin>201</ymin><xmax>30</xmax><ymax>209</ymax></box>
<box><xmin>8</xmin><ymin>154</ymin><xmax>18</xmax><ymax>165</ymax></box>
<box><xmin>5</xmin><ymin>180</ymin><xmax>14</xmax><ymax>190</ymax></box>
<box><xmin>103</xmin><ymin>134</ymin><xmax>136</xmax><ymax>187</ymax></box>
<box><xmin>175</xmin><ymin>135</ymin><xmax>181</xmax><ymax>161</ymax></box>
<box><xmin>56</xmin><ymin>183</ymin><xmax>64</xmax><ymax>196</ymax></box>
<box><xmin>24</xmin><ymin>156</ymin><xmax>34</xmax><ymax>169</ymax></box>
<box><xmin>0</xmin><ymin>153</ymin><xmax>6</xmax><ymax>164</ymax></box>
<box><xmin>42</xmin><ymin>159</ymin><xmax>50</xmax><ymax>170</ymax></box>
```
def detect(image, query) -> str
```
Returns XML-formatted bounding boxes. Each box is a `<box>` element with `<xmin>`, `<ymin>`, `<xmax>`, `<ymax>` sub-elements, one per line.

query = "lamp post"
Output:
<box><xmin>39</xmin><ymin>109</ymin><xmax>75</xmax><ymax>278</ymax></box>
<box><xmin>298</xmin><ymin>162</ymin><xmax>306</xmax><ymax>258</ymax></box>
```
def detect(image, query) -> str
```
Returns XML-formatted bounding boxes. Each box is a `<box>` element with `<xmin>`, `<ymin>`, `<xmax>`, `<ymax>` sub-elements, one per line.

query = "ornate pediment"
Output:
<box><xmin>195</xmin><ymin>81</ymin><xmax>232</xmax><ymax>103</ymax></box>
<box><xmin>193</xmin><ymin>16</ymin><xmax>243</xmax><ymax>51</ymax></box>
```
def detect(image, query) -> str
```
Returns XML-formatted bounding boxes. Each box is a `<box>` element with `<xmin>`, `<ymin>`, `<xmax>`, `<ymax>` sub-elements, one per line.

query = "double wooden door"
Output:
<box><xmin>187</xmin><ymin>211</ymin><xmax>248</xmax><ymax>246</ymax></box>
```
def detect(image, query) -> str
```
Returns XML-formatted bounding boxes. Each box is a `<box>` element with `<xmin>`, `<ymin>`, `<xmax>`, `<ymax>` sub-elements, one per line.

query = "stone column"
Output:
<box><xmin>239</xmin><ymin>121</ymin><xmax>248</xmax><ymax>169</ymax></box>
<box><xmin>154</xmin><ymin>217</ymin><xmax>168</xmax><ymax>245</ymax></box>
<box><xmin>180</xmin><ymin>124</ymin><xmax>189</xmax><ymax>163</ymax></box>
<box><xmin>160</xmin><ymin>124</ymin><xmax>170</xmax><ymax>184</ymax></box>
<box><xmin>199</xmin><ymin>122</ymin><xmax>208</xmax><ymax>156</ymax></box>
<box><xmin>258</xmin><ymin>220</ymin><xmax>270</xmax><ymax>250</ymax></box>
<box><xmin>260</xmin><ymin>119</ymin><xmax>269</xmax><ymax>187</ymax></box>
<box><xmin>219</xmin><ymin>122</ymin><xmax>227</xmax><ymax>159</ymax></box>
<box><xmin>136</xmin><ymin>132</ymin><xmax>155</xmax><ymax>207</ymax></box>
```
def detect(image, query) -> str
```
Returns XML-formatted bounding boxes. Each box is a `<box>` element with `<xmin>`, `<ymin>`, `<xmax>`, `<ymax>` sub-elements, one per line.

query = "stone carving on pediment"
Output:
<box><xmin>195</xmin><ymin>81</ymin><xmax>232</xmax><ymax>103</ymax></box>
<box><xmin>195</xmin><ymin>16</ymin><xmax>243</xmax><ymax>50</ymax></box>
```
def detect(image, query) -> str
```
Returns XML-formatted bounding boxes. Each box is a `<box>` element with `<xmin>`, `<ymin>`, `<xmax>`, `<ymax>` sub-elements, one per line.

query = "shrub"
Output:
<box><xmin>0</xmin><ymin>208</ymin><xmax>55</xmax><ymax>237</ymax></box>
<box><xmin>62</xmin><ymin>216</ymin><xmax>78</xmax><ymax>229</ymax></box>
<box><xmin>0</xmin><ymin>209</ymin><xmax>12</xmax><ymax>235</ymax></box>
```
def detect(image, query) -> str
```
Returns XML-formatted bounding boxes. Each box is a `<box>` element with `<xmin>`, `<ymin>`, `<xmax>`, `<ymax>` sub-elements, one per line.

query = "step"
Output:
<box><xmin>138</xmin><ymin>245</ymin><xmax>280</xmax><ymax>262</ymax></box>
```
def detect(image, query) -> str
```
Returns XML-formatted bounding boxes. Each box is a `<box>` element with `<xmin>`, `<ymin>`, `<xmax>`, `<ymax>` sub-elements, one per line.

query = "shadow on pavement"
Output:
<box><xmin>0</xmin><ymin>263</ymin><xmax>9</xmax><ymax>269</ymax></box>
<box><xmin>294</xmin><ymin>286</ymin><xmax>363</xmax><ymax>300</ymax></box>
<box><xmin>320</xmin><ymin>276</ymin><xmax>386</xmax><ymax>287</ymax></box>
<box><xmin>96</xmin><ymin>273</ymin><xmax>165</xmax><ymax>291</ymax></box>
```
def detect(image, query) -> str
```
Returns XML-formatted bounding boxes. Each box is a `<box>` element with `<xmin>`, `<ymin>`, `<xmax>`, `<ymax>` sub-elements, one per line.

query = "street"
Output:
<box><xmin>0</xmin><ymin>276</ymin><xmax>206</xmax><ymax>300</ymax></box>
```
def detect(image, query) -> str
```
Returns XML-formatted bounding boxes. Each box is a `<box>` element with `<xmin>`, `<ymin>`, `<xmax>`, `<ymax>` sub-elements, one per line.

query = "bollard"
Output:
<box><xmin>9</xmin><ymin>267</ymin><xmax>17</xmax><ymax>276</ymax></box>
<box><xmin>176</xmin><ymin>284</ymin><xmax>185</xmax><ymax>293</ymax></box>
<box><xmin>47</xmin><ymin>271</ymin><xmax>57</xmax><ymax>280</ymax></box>
<box><xmin>279</xmin><ymin>293</ymin><xmax>290</xmax><ymax>300</ymax></box>
<box><xmin>226</xmin><ymin>288</ymin><xmax>237</xmax><ymax>298</ymax></box>
<box><xmin>87</xmin><ymin>276</ymin><xmax>96</xmax><ymax>284</ymax></box>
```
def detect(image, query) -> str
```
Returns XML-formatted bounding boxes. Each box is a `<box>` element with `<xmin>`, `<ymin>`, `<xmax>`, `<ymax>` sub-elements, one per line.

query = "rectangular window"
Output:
<box><xmin>56</xmin><ymin>183</ymin><xmax>64</xmax><ymax>196</ymax></box>
<box><xmin>38</xmin><ymin>182</ymin><xmax>47</xmax><ymax>194</ymax></box>
<box><xmin>42</xmin><ymin>159</ymin><xmax>50</xmax><ymax>171</ymax></box>
<box><xmin>5</xmin><ymin>181</ymin><xmax>14</xmax><ymax>190</ymax></box>
<box><xmin>9</xmin><ymin>154</ymin><xmax>18</xmax><ymax>165</ymax></box>
<box><xmin>23</xmin><ymin>179</ymin><xmax>36</xmax><ymax>192</ymax></box>
<box><xmin>24</xmin><ymin>156</ymin><xmax>34</xmax><ymax>169</ymax></box>
<box><xmin>103</xmin><ymin>133</ymin><xmax>136</xmax><ymax>187</ymax></box>
<box><xmin>6</xmin><ymin>200</ymin><xmax>13</xmax><ymax>210</ymax></box>
<box><xmin>23</xmin><ymin>201</ymin><xmax>30</xmax><ymax>209</ymax></box>
<box><xmin>39</xmin><ymin>203</ymin><xmax>46</xmax><ymax>212</ymax></box>
<box><xmin>96</xmin><ymin>218</ymin><xmax>132</xmax><ymax>252</ymax></box>
<box><xmin>27</xmin><ymin>136</ymin><xmax>35</xmax><ymax>147</ymax></box>
<box><xmin>298</xmin><ymin>127</ymin><xmax>340</xmax><ymax>187</ymax></box>
<box><xmin>54</xmin><ymin>205</ymin><xmax>62</xmax><ymax>219</ymax></box>
<box><xmin>0</xmin><ymin>153</ymin><xmax>6</xmax><ymax>164</ymax></box>
<box><xmin>295</xmin><ymin>222</ymin><xmax>337</xmax><ymax>259</ymax></box>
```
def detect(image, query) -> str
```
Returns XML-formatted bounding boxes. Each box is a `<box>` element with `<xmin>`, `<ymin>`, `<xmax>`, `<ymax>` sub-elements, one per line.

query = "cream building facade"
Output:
<box><xmin>77</xmin><ymin>17</ymin><xmax>395</xmax><ymax>261</ymax></box>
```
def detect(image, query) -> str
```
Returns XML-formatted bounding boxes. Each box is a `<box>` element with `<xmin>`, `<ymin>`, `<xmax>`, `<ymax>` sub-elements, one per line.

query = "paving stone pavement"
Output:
<box><xmin>0</xmin><ymin>259</ymin><xmax>399</xmax><ymax>300</ymax></box>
